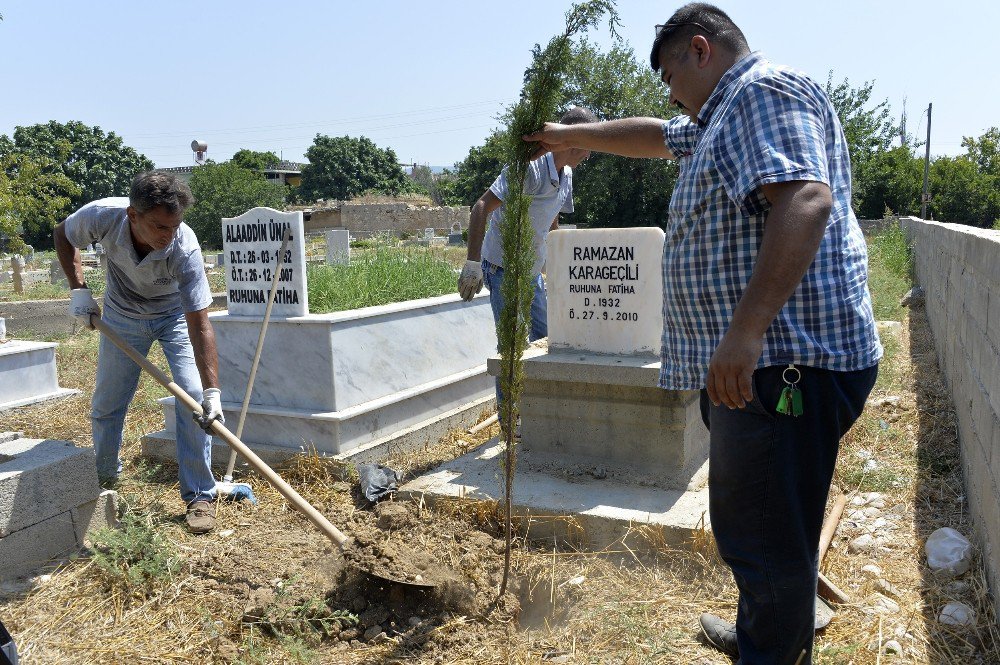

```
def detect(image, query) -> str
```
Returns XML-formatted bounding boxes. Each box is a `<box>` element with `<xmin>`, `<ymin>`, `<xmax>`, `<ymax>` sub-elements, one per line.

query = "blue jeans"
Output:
<box><xmin>701</xmin><ymin>362</ymin><xmax>877</xmax><ymax>665</ymax></box>
<box><xmin>483</xmin><ymin>260</ymin><xmax>547</xmax><ymax>420</ymax></box>
<box><xmin>92</xmin><ymin>306</ymin><xmax>216</xmax><ymax>504</ymax></box>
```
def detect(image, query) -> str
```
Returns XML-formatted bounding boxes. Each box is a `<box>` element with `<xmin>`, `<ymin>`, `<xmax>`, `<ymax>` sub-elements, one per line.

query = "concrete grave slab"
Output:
<box><xmin>0</xmin><ymin>340</ymin><xmax>79</xmax><ymax>412</ymax></box>
<box><xmin>399</xmin><ymin>437</ymin><xmax>710</xmax><ymax>550</ymax></box>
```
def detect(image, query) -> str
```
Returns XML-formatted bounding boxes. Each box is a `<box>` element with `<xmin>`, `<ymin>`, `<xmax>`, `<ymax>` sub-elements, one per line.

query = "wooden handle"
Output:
<box><xmin>818</xmin><ymin>493</ymin><xmax>847</xmax><ymax>564</ymax></box>
<box><xmin>93</xmin><ymin>316</ymin><xmax>352</xmax><ymax>550</ymax></box>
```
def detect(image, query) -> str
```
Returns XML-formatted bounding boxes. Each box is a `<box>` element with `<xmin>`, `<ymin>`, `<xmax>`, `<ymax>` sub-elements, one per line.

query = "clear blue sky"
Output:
<box><xmin>1</xmin><ymin>1</ymin><xmax>995</xmax><ymax>169</ymax></box>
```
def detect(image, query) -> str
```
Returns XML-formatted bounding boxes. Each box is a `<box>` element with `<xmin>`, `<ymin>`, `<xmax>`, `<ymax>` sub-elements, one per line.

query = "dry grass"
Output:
<box><xmin>1</xmin><ymin>303</ymin><xmax>998</xmax><ymax>663</ymax></box>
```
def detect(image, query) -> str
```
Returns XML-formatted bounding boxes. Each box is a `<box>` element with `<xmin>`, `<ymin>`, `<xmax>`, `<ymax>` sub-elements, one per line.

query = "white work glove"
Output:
<box><xmin>457</xmin><ymin>260</ymin><xmax>484</xmax><ymax>301</ymax></box>
<box><xmin>69</xmin><ymin>288</ymin><xmax>100</xmax><ymax>329</ymax></box>
<box><xmin>193</xmin><ymin>387</ymin><xmax>225</xmax><ymax>431</ymax></box>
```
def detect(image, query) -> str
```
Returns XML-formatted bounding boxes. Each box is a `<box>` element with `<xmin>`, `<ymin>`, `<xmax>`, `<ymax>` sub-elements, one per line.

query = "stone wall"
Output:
<box><xmin>303</xmin><ymin>203</ymin><xmax>469</xmax><ymax>237</ymax></box>
<box><xmin>901</xmin><ymin>216</ymin><xmax>1000</xmax><ymax>611</ymax></box>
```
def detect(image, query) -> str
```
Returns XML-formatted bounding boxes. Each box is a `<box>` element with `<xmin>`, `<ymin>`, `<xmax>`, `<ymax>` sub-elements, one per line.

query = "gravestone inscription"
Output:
<box><xmin>546</xmin><ymin>227</ymin><xmax>665</xmax><ymax>356</ymax></box>
<box><xmin>222</xmin><ymin>207</ymin><xmax>308</xmax><ymax>317</ymax></box>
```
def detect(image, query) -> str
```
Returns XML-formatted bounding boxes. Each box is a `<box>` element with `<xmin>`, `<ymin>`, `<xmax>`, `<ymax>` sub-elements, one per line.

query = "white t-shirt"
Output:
<box><xmin>64</xmin><ymin>198</ymin><xmax>213</xmax><ymax>319</ymax></box>
<box><xmin>480</xmin><ymin>152</ymin><xmax>573</xmax><ymax>275</ymax></box>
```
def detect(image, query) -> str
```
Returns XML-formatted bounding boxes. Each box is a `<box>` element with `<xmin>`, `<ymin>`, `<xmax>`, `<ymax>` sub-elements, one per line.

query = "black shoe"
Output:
<box><xmin>700</xmin><ymin>613</ymin><xmax>739</xmax><ymax>658</ymax></box>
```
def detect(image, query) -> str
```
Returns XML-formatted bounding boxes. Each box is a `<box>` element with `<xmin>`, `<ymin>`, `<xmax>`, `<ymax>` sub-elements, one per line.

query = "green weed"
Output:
<box><xmin>90</xmin><ymin>511</ymin><xmax>179</xmax><ymax>596</ymax></box>
<box><xmin>866</xmin><ymin>225</ymin><xmax>914</xmax><ymax>321</ymax></box>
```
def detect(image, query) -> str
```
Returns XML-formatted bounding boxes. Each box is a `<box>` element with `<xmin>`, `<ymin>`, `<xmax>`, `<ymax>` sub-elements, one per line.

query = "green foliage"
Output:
<box><xmin>823</xmin><ymin>75</ymin><xmax>899</xmax><ymax>215</ymax></box>
<box><xmin>407</xmin><ymin>164</ymin><xmax>445</xmax><ymax>204</ymax></box>
<box><xmin>306</xmin><ymin>244</ymin><xmax>456</xmax><ymax>313</ymax></box>
<box><xmin>494</xmin><ymin>0</ymin><xmax>619</xmax><ymax>596</ymax></box>
<box><xmin>1</xmin><ymin>151</ymin><xmax>80</xmax><ymax>250</ymax></box>
<box><xmin>446</xmin><ymin>133</ymin><xmax>507</xmax><ymax>206</ymax></box>
<box><xmin>299</xmin><ymin>135</ymin><xmax>413</xmax><ymax>202</ymax></box>
<box><xmin>928</xmin><ymin>152</ymin><xmax>1000</xmax><ymax>227</ymax></box>
<box><xmin>91</xmin><ymin>511</ymin><xmax>180</xmax><ymax>596</ymax></box>
<box><xmin>231</xmin><ymin>149</ymin><xmax>281</xmax><ymax>172</ymax></box>
<box><xmin>2</xmin><ymin>120</ymin><xmax>153</xmax><ymax>210</ymax></box>
<box><xmin>186</xmin><ymin>161</ymin><xmax>286</xmax><ymax>248</ymax></box>
<box><xmin>865</xmin><ymin>224</ymin><xmax>913</xmax><ymax>321</ymax></box>
<box><xmin>562</xmin><ymin>39</ymin><xmax>680</xmax><ymax>228</ymax></box>
<box><xmin>854</xmin><ymin>146</ymin><xmax>923</xmax><ymax>219</ymax></box>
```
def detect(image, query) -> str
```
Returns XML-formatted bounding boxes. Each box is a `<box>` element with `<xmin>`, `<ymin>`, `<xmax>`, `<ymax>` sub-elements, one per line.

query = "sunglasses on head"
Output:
<box><xmin>654</xmin><ymin>20</ymin><xmax>716</xmax><ymax>37</ymax></box>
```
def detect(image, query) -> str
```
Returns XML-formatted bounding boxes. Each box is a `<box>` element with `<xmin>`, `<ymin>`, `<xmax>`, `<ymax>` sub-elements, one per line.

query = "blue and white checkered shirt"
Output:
<box><xmin>658</xmin><ymin>52</ymin><xmax>882</xmax><ymax>390</ymax></box>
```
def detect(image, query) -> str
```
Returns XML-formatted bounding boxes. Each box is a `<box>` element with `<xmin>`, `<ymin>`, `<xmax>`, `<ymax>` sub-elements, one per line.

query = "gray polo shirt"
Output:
<box><xmin>63</xmin><ymin>197</ymin><xmax>213</xmax><ymax>319</ymax></box>
<box><xmin>480</xmin><ymin>152</ymin><xmax>574</xmax><ymax>276</ymax></box>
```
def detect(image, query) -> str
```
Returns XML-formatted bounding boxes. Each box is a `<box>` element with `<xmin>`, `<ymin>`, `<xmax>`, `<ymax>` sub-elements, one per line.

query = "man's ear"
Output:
<box><xmin>691</xmin><ymin>35</ymin><xmax>712</xmax><ymax>68</ymax></box>
<box><xmin>126</xmin><ymin>206</ymin><xmax>138</xmax><ymax>225</ymax></box>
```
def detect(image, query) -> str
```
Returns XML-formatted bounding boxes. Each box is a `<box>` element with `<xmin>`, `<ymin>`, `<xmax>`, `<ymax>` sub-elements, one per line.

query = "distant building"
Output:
<box><xmin>160</xmin><ymin>160</ymin><xmax>305</xmax><ymax>187</ymax></box>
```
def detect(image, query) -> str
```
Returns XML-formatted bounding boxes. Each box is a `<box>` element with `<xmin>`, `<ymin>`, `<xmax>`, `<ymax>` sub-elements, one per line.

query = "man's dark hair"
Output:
<box><xmin>649</xmin><ymin>3</ymin><xmax>748</xmax><ymax>71</ymax></box>
<box><xmin>560</xmin><ymin>106</ymin><xmax>599</xmax><ymax>125</ymax></box>
<box><xmin>129</xmin><ymin>170</ymin><xmax>195</xmax><ymax>214</ymax></box>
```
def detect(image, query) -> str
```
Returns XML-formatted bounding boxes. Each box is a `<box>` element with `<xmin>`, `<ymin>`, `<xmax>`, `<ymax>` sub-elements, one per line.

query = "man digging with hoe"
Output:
<box><xmin>54</xmin><ymin>170</ymin><xmax>224</xmax><ymax>534</ymax></box>
<box><xmin>525</xmin><ymin>3</ymin><xmax>882</xmax><ymax>663</ymax></box>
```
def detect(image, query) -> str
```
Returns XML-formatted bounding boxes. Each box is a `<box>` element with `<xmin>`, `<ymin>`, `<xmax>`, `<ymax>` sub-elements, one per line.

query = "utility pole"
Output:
<box><xmin>921</xmin><ymin>102</ymin><xmax>932</xmax><ymax>219</ymax></box>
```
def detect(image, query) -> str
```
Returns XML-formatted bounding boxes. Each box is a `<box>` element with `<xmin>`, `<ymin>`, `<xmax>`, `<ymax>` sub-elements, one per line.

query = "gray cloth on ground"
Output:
<box><xmin>357</xmin><ymin>463</ymin><xmax>400</xmax><ymax>503</ymax></box>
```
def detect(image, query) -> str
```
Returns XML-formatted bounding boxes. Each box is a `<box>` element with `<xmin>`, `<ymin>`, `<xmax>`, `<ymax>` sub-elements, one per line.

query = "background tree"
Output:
<box><xmin>186</xmin><ymin>160</ymin><xmax>286</xmax><ymax>248</ymax></box>
<box><xmin>854</xmin><ymin>146</ymin><xmax>923</xmax><ymax>218</ymax></box>
<box><xmin>230</xmin><ymin>149</ymin><xmax>281</xmax><ymax>172</ymax></box>
<box><xmin>446</xmin><ymin>40</ymin><xmax>679</xmax><ymax>228</ymax></box>
<box><xmin>561</xmin><ymin>39</ymin><xmax>680</xmax><ymax>228</ymax></box>
<box><xmin>928</xmin><ymin>151</ymin><xmax>1000</xmax><ymax>227</ymax></box>
<box><xmin>0</xmin><ymin>152</ymin><xmax>79</xmax><ymax>249</ymax></box>
<box><xmin>298</xmin><ymin>135</ymin><xmax>416</xmax><ymax>202</ymax></box>
<box><xmin>823</xmin><ymin>75</ymin><xmax>899</xmax><ymax>215</ymax></box>
<box><xmin>406</xmin><ymin>164</ymin><xmax>445</xmax><ymax>204</ymax></box>
<box><xmin>2</xmin><ymin>120</ymin><xmax>153</xmax><ymax>210</ymax></box>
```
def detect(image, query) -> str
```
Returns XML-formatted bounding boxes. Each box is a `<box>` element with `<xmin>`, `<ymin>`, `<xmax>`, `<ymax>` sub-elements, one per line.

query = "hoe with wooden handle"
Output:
<box><xmin>91</xmin><ymin>314</ymin><xmax>433</xmax><ymax>588</ymax></box>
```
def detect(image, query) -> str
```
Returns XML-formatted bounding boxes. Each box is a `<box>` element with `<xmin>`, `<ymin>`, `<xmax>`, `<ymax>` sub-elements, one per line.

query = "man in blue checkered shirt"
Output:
<box><xmin>526</xmin><ymin>3</ymin><xmax>882</xmax><ymax>663</ymax></box>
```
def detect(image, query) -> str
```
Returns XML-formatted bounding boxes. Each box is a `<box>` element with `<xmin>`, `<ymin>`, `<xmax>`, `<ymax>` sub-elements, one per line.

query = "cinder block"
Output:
<box><xmin>0</xmin><ymin>438</ymin><xmax>101</xmax><ymax>536</ymax></box>
<box><xmin>0</xmin><ymin>509</ymin><xmax>78</xmax><ymax>581</ymax></box>
<box><xmin>71</xmin><ymin>490</ymin><xmax>119</xmax><ymax>544</ymax></box>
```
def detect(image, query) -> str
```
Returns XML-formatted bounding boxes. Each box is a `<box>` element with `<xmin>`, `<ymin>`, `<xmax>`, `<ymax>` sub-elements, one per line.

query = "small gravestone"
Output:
<box><xmin>49</xmin><ymin>259</ymin><xmax>68</xmax><ymax>286</ymax></box>
<box><xmin>423</xmin><ymin>228</ymin><xmax>435</xmax><ymax>241</ymax></box>
<box><xmin>222</xmin><ymin>207</ymin><xmax>309</xmax><ymax>317</ymax></box>
<box><xmin>11</xmin><ymin>256</ymin><xmax>24</xmax><ymax>294</ymax></box>
<box><xmin>448</xmin><ymin>221</ymin><xmax>463</xmax><ymax>246</ymax></box>
<box><xmin>325</xmin><ymin>230</ymin><xmax>350</xmax><ymax>266</ymax></box>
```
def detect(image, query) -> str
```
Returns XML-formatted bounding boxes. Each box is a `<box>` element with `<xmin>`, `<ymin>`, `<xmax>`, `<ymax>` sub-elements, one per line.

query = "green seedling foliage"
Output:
<box><xmin>90</xmin><ymin>511</ymin><xmax>180</xmax><ymax>596</ymax></box>
<box><xmin>495</xmin><ymin>0</ymin><xmax>619</xmax><ymax>598</ymax></box>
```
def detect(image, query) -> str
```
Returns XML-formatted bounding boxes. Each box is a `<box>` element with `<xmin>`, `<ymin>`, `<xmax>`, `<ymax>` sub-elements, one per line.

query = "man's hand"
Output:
<box><xmin>457</xmin><ymin>260</ymin><xmax>484</xmax><ymax>301</ymax></box>
<box><xmin>69</xmin><ymin>288</ymin><xmax>100</xmax><ymax>329</ymax></box>
<box><xmin>193</xmin><ymin>387</ymin><xmax>225</xmax><ymax>431</ymax></box>
<box><xmin>706</xmin><ymin>328</ymin><xmax>763</xmax><ymax>409</ymax></box>
<box><xmin>523</xmin><ymin>122</ymin><xmax>571</xmax><ymax>160</ymax></box>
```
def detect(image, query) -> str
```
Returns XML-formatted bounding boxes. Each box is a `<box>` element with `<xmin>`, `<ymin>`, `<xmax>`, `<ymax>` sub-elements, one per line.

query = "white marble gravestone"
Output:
<box><xmin>222</xmin><ymin>207</ymin><xmax>308</xmax><ymax>317</ymax></box>
<box><xmin>546</xmin><ymin>228</ymin><xmax>665</xmax><ymax>356</ymax></box>
<box><xmin>325</xmin><ymin>230</ymin><xmax>350</xmax><ymax>266</ymax></box>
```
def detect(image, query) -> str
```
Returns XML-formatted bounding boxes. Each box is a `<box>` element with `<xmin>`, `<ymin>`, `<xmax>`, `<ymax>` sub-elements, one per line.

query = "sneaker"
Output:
<box><xmin>699</xmin><ymin>613</ymin><xmax>739</xmax><ymax>658</ymax></box>
<box><xmin>185</xmin><ymin>500</ymin><xmax>216</xmax><ymax>534</ymax></box>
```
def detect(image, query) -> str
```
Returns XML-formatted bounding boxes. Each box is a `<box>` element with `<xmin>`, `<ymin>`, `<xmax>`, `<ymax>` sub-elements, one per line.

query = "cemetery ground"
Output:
<box><xmin>1</xmin><ymin>234</ymin><xmax>999</xmax><ymax>663</ymax></box>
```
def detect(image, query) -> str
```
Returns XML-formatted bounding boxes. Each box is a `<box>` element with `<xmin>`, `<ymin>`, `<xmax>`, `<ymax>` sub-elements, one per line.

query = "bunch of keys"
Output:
<box><xmin>776</xmin><ymin>364</ymin><xmax>803</xmax><ymax>417</ymax></box>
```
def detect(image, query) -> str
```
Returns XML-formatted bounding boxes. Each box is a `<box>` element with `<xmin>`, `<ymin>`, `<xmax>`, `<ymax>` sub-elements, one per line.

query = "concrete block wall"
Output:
<box><xmin>304</xmin><ymin>203</ymin><xmax>469</xmax><ymax>237</ymax></box>
<box><xmin>900</xmin><ymin>216</ymin><xmax>1000</xmax><ymax>610</ymax></box>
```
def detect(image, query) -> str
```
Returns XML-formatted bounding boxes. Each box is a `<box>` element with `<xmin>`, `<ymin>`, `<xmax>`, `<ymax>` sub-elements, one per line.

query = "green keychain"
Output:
<box><xmin>776</xmin><ymin>364</ymin><xmax>804</xmax><ymax>417</ymax></box>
